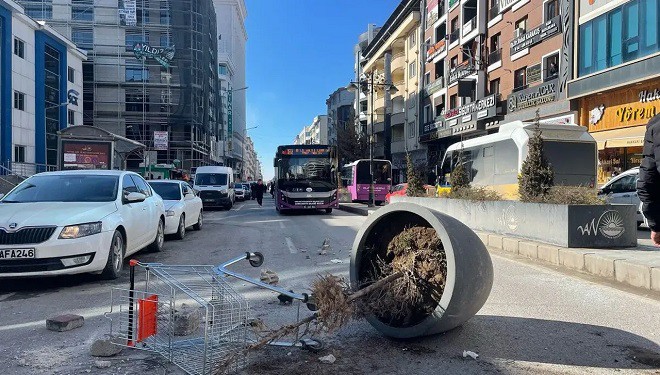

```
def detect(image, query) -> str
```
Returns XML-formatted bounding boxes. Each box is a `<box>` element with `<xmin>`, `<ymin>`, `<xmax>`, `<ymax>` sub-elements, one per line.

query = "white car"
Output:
<box><xmin>148</xmin><ymin>180</ymin><xmax>203</xmax><ymax>239</ymax></box>
<box><xmin>598</xmin><ymin>167</ymin><xmax>644</xmax><ymax>225</ymax></box>
<box><xmin>0</xmin><ymin>170</ymin><xmax>165</xmax><ymax>280</ymax></box>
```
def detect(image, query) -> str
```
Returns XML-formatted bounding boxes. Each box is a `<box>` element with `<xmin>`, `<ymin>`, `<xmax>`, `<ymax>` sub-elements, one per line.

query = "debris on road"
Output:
<box><xmin>320</xmin><ymin>238</ymin><xmax>331</xmax><ymax>255</ymax></box>
<box><xmin>260</xmin><ymin>269</ymin><xmax>280</xmax><ymax>285</ymax></box>
<box><xmin>46</xmin><ymin>314</ymin><xmax>84</xmax><ymax>332</ymax></box>
<box><xmin>463</xmin><ymin>350</ymin><xmax>479</xmax><ymax>360</ymax></box>
<box><xmin>277</xmin><ymin>291</ymin><xmax>294</xmax><ymax>305</ymax></box>
<box><xmin>94</xmin><ymin>360</ymin><xmax>112</xmax><ymax>369</ymax></box>
<box><xmin>172</xmin><ymin>304</ymin><xmax>201</xmax><ymax>336</ymax></box>
<box><xmin>330</xmin><ymin>259</ymin><xmax>343</xmax><ymax>264</ymax></box>
<box><xmin>318</xmin><ymin>354</ymin><xmax>336</xmax><ymax>364</ymax></box>
<box><xmin>90</xmin><ymin>338</ymin><xmax>123</xmax><ymax>357</ymax></box>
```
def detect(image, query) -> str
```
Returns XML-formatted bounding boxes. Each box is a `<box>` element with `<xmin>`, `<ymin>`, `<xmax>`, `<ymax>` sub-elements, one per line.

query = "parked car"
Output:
<box><xmin>148</xmin><ymin>180</ymin><xmax>203</xmax><ymax>240</ymax></box>
<box><xmin>193</xmin><ymin>166</ymin><xmax>235</xmax><ymax>209</ymax></box>
<box><xmin>598</xmin><ymin>167</ymin><xmax>644</xmax><ymax>225</ymax></box>
<box><xmin>239</xmin><ymin>183</ymin><xmax>252</xmax><ymax>200</ymax></box>
<box><xmin>0</xmin><ymin>170</ymin><xmax>165</xmax><ymax>280</ymax></box>
<box><xmin>385</xmin><ymin>183</ymin><xmax>434</xmax><ymax>203</ymax></box>
<box><xmin>234</xmin><ymin>184</ymin><xmax>246</xmax><ymax>201</ymax></box>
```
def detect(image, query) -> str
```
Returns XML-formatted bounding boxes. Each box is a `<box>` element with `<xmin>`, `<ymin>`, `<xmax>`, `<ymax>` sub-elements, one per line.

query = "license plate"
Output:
<box><xmin>0</xmin><ymin>248</ymin><xmax>35</xmax><ymax>260</ymax></box>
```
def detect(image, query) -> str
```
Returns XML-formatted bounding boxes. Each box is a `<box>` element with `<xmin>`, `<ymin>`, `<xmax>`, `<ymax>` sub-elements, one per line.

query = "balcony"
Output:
<box><xmin>424</xmin><ymin>77</ymin><xmax>445</xmax><ymax>96</ymax></box>
<box><xmin>488</xmin><ymin>48</ymin><xmax>501</xmax><ymax>65</ymax></box>
<box><xmin>449</xmin><ymin>29</ymin><xmax>460</xmax><ymax>44</ymax></box>
<box><xmin>391</xmin><ymin>140</ymin><xmax>406</xmax><ymax>154</ymax></box>
<box><xmin>462</xmin><ymin>17</ymin><xmax>477</xmax><ymax>35</ymax></box>
<box><xmin>489</xmin><ymin>4</ymin><xmax>500</xmax><ymax>20</ymax></box>
<box><xmin>392</xmin><ymin>111</ymin><xmax>406</xmax><ymax>125</ymax></box>
<box><xmin>392</xmin><ymin>52</ymin><xmax>405</xmax><ymax>72</ymax></box>
<box><xmin>426</xmin><ymin>40</ymin><xmax>447</xmax><ymax>62</ymax></box>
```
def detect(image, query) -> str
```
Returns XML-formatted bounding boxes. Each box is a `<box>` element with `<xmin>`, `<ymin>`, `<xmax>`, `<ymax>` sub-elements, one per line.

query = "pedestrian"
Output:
<box><xmin>254</xmin><ymin>179</ymin><xmax>267</xmax><ymax>206</ymax></box>
<box><xmin>637</xmin><ymin>114</ymin><xmax>660</xmax><ymax>246</ymax></box>
<box><xmin>270</xmin><ymin>182</ymin><xmax>275</xmax><ymax>198</ymax></box>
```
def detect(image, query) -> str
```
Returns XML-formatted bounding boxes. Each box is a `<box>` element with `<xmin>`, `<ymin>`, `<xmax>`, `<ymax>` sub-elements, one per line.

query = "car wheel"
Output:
<box><xmin>227</xmin><ymin>200</ymin><xmax>233</xmax><ymax>209</ymax></box>
<box><xmin>149</xmin><ymin>219</ymin><xmax>165</xmax><ymax>252</ymax></box>
<box><xmin>175</xmin><ymin>214</ymin><xmax>186</xmax><ymax>240</ymax></box>
<box><xmin>101</xmin><ymin>230</ymin><xmax>124</xmax><ymax>280</ymax></box>
<box><xmin>193</xmin><ymin>210</ymin><xmax>203</xmax><ymax>231</ymax></box>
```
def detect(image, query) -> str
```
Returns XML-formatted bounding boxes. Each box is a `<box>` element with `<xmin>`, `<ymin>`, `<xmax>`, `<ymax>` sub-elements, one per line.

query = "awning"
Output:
<box><xmin>590</xmin><ymin>126</ymin><xmax>646</xmax><ymax>150</ymax></box>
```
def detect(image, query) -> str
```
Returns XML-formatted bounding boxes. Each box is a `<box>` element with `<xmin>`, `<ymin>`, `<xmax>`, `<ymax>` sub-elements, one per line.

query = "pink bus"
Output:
<box><xmin>341</xmin><ymin>159</ymin><xmax>392</xmax><ymax>205</ymax></box>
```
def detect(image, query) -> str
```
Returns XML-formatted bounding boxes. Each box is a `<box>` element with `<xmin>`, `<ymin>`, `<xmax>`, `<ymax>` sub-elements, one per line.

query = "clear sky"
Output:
<box><xmin>245</xmin><ymin>0</ymin><xmax>401</xmax><ymax>180</ymax></box>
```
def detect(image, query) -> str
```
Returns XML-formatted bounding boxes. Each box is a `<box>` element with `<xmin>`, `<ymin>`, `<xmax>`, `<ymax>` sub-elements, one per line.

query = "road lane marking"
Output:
<box><xmin>285</xmin><ymin>237</ymin><xmax>297</xmax><ymax>254</ymax></box>
<box><xmin>279</xmin><ymin>222</ymin><xmax>285</xmax><ymax>229</ymax></box>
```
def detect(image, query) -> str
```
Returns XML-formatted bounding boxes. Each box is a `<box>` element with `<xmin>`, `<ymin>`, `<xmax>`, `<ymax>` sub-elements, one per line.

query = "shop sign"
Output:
<box><xmin>507</xmin><ymin>79</ymin><xmax>559</xmax><ymax>113</ymax></box>
<box><xmin>61</xmin><ymin>141</ymin><xmax>111</xmax><ymax>170</ymax></box>
<box><xmin>427</xmin><ymin>10</ymin><xmax>439</xmax><ymax>24</ymax></box>
<box><xmin>510</xmin><ymin>16</ymin><xmax>561</xmax><ymax>55</ymax></box>
<box><xmin>445</xmin><ymin>94</ymin><xmax>498</xmax><ymax>127</ymax></box>
<box><xmin>499</xmin><ymin>0</ymin><xmax>524</xmax><ymax>13</ymax></box>
<box><xmin>579</xmin><ymin>0</ymin><xmax>619</xmax><ymax>17</ymax></box>
<box><xmin>133</xmin><ymin>43</ymin><xmax>176</xmax><ymax>68</ymax></box>
<box><xmin>67</xmin><ymin>89</ymin><xmax>79</xmax><ymax>106</ymax></box>
<box><xmin>119</xmin><ymin>0</ymin><xmax>137</xmax><ymax>26</ymax></box>
<box><xmin>153</xmin><ymin>131</ymin><xmax>169</xmax><ymax>151</ymax></box>
<box><xmin>426</xmin><ymin>40</ymin><xmax>446</xmax><ymax>62</ymax></box>
<box><xmin>583</xmin><ymin>83</ymin><xmax>660</xmax><ymax>132</ymax></box>
<box><xmin>449</xmin><ymin>0</ymin><xmax>459</xmax><ymax>9</ymax></box>
<box><xmin>526</xmin><ymin>64</ymin><xmax>542</xmax><ymax>84</ymax></box>
<box><xmin>227</xmin><ymin>89</ymin><xmax>233</xmax><ymax>151</ymax></box>
<box><xmin>420</xmin><ymin>127</ymin><xmax>452</xmax><ymax>142</ymax></box>
<box><xmin>448</xmin><ymin>62</ymin><xmax>475</xmax><ymax>85</ymax></box>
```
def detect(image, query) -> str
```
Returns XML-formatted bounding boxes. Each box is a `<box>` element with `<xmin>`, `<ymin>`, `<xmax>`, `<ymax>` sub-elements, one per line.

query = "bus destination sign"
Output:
<box><xmin>280</xmin><ymin>147</ymin><xmax>330</xmax><ymax>156</ymax></box>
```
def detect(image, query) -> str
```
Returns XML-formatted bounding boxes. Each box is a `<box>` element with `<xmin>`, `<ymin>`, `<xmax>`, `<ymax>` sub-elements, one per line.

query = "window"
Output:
<box><xmin>68</xmin><ymin>67</ymin><xmax>75</xmax><ymax>83</ymax></box>
<box><xmin>71</xmin><ymin>27</ymin><xmax>93</xmax><ymax>49</ymax></box>
<box><xmin>608</xmin><ymin>175</ymin><xmax>637</xmax><ymax>193</ymax></box>
<box><xmin>409</xmin><ymin>32</ymin><xmax>416</xmax><ymax>47</ymax></box>
<box><xmin>544</xmin><ymin>53</ymin><xmax>559</xmax><ymax>80</ymax></box>
<box><xmin>219</xmin><ymin>64</ymin><xmax>229</xmax><ymax>75</ymax></box>
<box><xmin>514</xmin><ymin>17</ymin><xmax>527</xmax><ymax>36</ymax></box>
<box><xmin>126</xmin><ymin>32</ymin><xmax>148</xmax><ymax>50</ymax></box>
<box><xmin>126</xmin><ymin>93</ymin><xmax>147</xmax><ymax>112</ymax></box>
<box><xmin>409</xmin><ymin>60</ymin><xmax>417</xmax><ymax>78</ymax></box>
<box><xmin>450</xmin><ymin>94</ymin><xmax>458</xmax><ymax>109</ymax></box>
<box><xmin>545</xmin><ymin>0</ymin><xmax>559</xmax><ymax>21</ymax></box>
<box><xmin>122</xmin><ymin>175</ymin><xmax>139</xmax><ymax>194</ymax></box>
<box><xmin>451</xmin><ymin>17</ymin><xmax>458</xmax><ymax>32</ymax></box>
<box><xmin>14</xmin><ymin>145</ymin><xmax>25</xmax><ymax>163</ymax></box>
<box><xmin>408</xmin><ymin>121</ymin><xmax>416</xmax><ymax>138</ymax></box>
<box><xmin>435</xmin><ymin>23</ymin><xmax>446</xmax><ymax>43</ymax></box>
<box><xmin>435</xmin><ymin>60</ymin><xmax>444</xmax><ymax>79</ymax></box>
<box><xmin>424</xmin><ymin>105</ymin><xmax>432</xmax><ymax>123</ymax></box>
<box><xmin>126</xmin><ymin>65</ymin><xmax>149</xmax><ymax>82</ymax></box>
<box><xmin>67</xmin><ymin>110</ymin><xmax>75</xmax><ymax>125</ymax></box>
<box><xmin>424</xmin><ymin>72</ymin><xmax>431</xmax><ymax>86</ymax></box>
<box><xmin>489</xmin><ymin>33</ymin><xmax>501</xmax><ymax>64</ymax></box>
<box><xmin>450</xmin><ymin>56</ymin><xmax>458</xmax><ymax>69</ymax></box>
<box><xmin>435</xmin><ymin>102</ymin><xmax>444</xmax><ymax>118</ymax></box>
<box><xmin>131</xmin><ymin>175</ymin><xmax>152</xmax><ymax>196</ymax></box>
<box><xmin>13</xmin><ymin>91</ymin><xmax>25</xmax><ymax>111</ymax></box>
<box><xmin>72</xmin><ymin>6</ymin><xmax>93</xmax><ymax>21</ymax></box>
<box><xmin>514</xmin><ymin>67</ymin><xmax>527</xmax><ymax>90</ymax></box>
<box><xmin>14</xmin><ymin>38</ymin><xmax>24</xmax><ymax>58</ymax></box>
<box><xmin>489</xmin><ymin>78</ymin><xmax>500</xmax><ymax>96</ymax></box>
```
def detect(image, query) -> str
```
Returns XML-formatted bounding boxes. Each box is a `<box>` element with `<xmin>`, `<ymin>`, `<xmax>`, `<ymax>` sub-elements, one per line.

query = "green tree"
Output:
<box><xmin>450</xmin><ymin>144</ymin><xmax>470</xmax><ymax>191</ymax></box>
<box><xmin>406</xmin><ymin>153</ymin><xmax>426</xmax><ymax>197</ymax></box>
<box><xmin>518</xmin><ymin>110</ymin><xmax>554</xmax><ymax>201</ymax></box>
<box><xmin>336</xmin><ymin>115</ymin><xmax>368</xmax><ymax>166</ymax></box>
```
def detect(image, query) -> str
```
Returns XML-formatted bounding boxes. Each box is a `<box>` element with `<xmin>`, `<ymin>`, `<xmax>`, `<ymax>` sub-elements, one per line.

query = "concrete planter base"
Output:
<box><xmin>392</xmin><ymin>197</ymin><xmax>637</xmax><ymax>248</ymax></box>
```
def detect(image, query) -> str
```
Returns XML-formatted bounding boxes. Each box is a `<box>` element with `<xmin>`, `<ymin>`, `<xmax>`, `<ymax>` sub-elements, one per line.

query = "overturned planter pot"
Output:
<box><xmin>350</xmin><ymin>202</ymin><xmax>494</xmax><ymax>339</ymax></box>
<box><xmin>392</xmin><ymin>197</ymin><xmax>638</xmax><ymax>248</ymax></box>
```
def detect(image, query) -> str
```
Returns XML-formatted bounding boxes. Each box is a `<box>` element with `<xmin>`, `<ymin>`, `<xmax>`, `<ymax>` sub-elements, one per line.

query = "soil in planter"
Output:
<box><xmin>359</xmin><ymin>226</ymin><xmax>447</xmax><ymax>328</ymax></box>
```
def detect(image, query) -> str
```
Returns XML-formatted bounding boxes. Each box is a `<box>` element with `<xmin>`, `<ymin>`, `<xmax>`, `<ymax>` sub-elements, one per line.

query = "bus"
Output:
<box><xmin>341</xmin><ymin>159</ymin><xmax>392</xmax><ymax>204</ymax></box>
<box><xmin>274</xmin><ymin>144</ymin><xmax>339</xmax><ymax>213</ymax></box>
<box><xmin>438</xmin><ymin>121</ymin><xmax>597</xmax><ymax>199</ymax></box>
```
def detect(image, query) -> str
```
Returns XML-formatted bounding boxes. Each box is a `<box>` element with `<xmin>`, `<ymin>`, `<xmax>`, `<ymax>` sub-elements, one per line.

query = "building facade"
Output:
<box><xmin>214</xmin><ymin>0</ymin><xmax>247</xmax><ymax>176</ymax></box>
<box><xmin>242</xmin><ymin>135</ymin><xmax>258</xmax><ymax>181</ymax></box>
<box><xmin>568</xmin><ymin>0</ymin><xmax>659</xmax><ymax>185</ymax></box>
<box><xmin>362</xmin><ymin>0</ymin><xmax>426</xmax><ymax>184</ymax></box>
<box><xmin>293</xmin><ymin>115</ymin><xmax>329</xmax><ymax>145</ymax></box>
<box><xmin>353</xmin><ymin>24</ymin><xmax>381</xmax><ymax>135</ymax></box>
<box><xmin>19</xmin><ymin>0</ymin><xmax>220</xmax><ymax>171</ymax></box>
<box><xmin>326</xmin><ymin>86</ymin><xmax>354</xmax><ymax>146</ymax></box>
<box><xmin>0</xmin><ymin>0</ymin><xmax>85</xmax><ymax>174</ymax></box>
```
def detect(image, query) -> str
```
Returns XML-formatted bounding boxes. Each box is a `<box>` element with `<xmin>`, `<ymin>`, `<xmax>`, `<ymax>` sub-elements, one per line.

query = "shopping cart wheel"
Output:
<box><xmin>300</xmin><ymin>338</ymin><xmax>325</xmax><ymax>353</ymax></box>
<box><xmin>248</xmin><ymin>252</ymin><xmax>264</xmax><ymax>267</ymax></box>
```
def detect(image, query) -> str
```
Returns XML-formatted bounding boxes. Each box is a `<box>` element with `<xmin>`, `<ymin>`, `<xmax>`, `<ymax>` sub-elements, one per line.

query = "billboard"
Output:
<box><xmin>153</xmin><ymin>131</ymin><xmax>169</xmax><ymax>151</ymax></box>
<box><xmin>61</xmin><ymin>141</ymin><xmax>112</xmax><ymax>170</ymax></box>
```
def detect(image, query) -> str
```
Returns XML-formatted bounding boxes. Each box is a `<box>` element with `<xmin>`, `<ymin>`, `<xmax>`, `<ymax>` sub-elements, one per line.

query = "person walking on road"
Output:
<box><xmin>637</xmin><ymin>114</ymin><xmax>660</xmax><ymax>246</ymax></box>
<box><xmin>254</xmin><ymin>179</ymin><xmax>267</xmax><ymax>206</ymax></box>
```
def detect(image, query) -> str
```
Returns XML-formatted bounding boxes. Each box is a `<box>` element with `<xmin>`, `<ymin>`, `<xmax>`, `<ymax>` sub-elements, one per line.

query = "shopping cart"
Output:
<box><xmin>105</xmin><ymin>252</ymin><xmax>323</xmax><ymax>375</ymax></box>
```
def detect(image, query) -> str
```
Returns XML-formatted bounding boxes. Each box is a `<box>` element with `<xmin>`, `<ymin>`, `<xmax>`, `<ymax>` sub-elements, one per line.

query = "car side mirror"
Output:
<box><xmin>124</xmin><ymin>192</ymin><xmax>147</xmax><ymax>203</ymax></box>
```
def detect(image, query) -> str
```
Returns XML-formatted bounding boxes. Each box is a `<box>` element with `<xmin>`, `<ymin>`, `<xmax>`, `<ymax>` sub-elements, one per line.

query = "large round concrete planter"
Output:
<box><xmin>350</xmin><ymin>202</ymin><xmax>494</xmax><ymax>339</ymax></box>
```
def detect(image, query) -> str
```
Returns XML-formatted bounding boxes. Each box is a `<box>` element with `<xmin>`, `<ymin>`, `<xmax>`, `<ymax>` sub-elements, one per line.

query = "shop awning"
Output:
<box><xmin>590</xmin><ymin>126</ymin><xmax>646</xmax><ymax>150</ymax></box>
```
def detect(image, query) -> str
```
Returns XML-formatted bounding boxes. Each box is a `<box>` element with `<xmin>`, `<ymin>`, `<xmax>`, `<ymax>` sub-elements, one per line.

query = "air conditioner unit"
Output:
<box><xmin>514</xmin><ymin>28</ymin><xmax>525</xmax><ymax>38</ymax></box>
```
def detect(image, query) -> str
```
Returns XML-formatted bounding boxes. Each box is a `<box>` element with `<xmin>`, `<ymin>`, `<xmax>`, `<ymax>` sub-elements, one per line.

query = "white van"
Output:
<box><xmin>193</xmin><ymin>166</ymin><xmax>235</xmax><ymax>209</ymax></box>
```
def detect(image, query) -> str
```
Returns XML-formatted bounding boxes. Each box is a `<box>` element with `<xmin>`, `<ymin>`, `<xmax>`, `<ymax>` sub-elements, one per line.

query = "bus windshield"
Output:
<box><xmin>277</xmin><ymin>157</ymin><xmax>335</xmax><ymax>189</ymax></box>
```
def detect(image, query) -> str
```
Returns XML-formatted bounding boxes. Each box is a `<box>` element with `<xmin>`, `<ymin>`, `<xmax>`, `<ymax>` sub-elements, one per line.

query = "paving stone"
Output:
<box><xmin>502</xmin><ymin>238</ymin><xmax>520</xmax><ymax>254</ymax></box>
<box><xmin>537</xmin><ymin>245</ymin><xmax>560</xmax><ymax>265</ymax></box>
<box><xmin>90</xmin><ymin>339</ymin><xmax>123</xmax><ymax>357</ymax></box>
<box><xmin>488</xmin><ymin>234</ymin><xmax>504</xmax><ymax>250</ymax></box>
<box><xmin>46</xmin><ymin>314</ymin><xmax>84</xmax><ymax>332</ymax></box>
<box><xmin>615</xmin><ymin>261</ymin><xmax>652</xmax><ymax>289</ymax></box>
<box><xmin>519</xmin><ymin>242</ymin><xmax>538</xmax><ymax>259</ymax></box>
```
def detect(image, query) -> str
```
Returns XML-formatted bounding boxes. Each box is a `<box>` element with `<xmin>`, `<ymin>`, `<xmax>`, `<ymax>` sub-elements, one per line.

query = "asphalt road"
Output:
<box><xmin>0</xmin><ymin>196</ymin><xmax>658</xmax><ymax>375</ymax></box>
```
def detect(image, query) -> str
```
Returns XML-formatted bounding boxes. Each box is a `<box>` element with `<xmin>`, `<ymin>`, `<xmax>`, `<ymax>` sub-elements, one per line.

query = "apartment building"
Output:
<box><xmin>567</xmin><ymin>0</ymin><xmax>659</xmax><ymax>185</ymax></box>
<box><xmin>361</xmin><ymin>0</ymin><xmax>426</xmax><ymax>184</ymax></box>
<box><xmin>353</xmin><ymin>24</ymin><xmax>381</xmax><ymax>135</ymax></box>
<box><xmin>293</xmin><ymin>115</ymin><xmax>329</xmax><ymax>145</ymax></box>
<box><xmin>242</xmin><ymin>135</ymin><xmax>258</xmax><ymax>181</ymax></box>
<box><xmin>326</xmin><ymin>86</ymin><xmax>354</xmax><ymax>145</ymax></box>
<box><xmin>0</xmin><ymin>0</ymin><xmax>85</xmax><ymax>173</ymax></box>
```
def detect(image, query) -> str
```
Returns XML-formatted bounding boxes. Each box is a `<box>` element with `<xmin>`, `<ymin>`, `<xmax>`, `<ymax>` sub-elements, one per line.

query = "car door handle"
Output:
<box><xmin>142</xmin><ymin>207</ymin><xmax>147</xmax><ymax>211</ymax></box>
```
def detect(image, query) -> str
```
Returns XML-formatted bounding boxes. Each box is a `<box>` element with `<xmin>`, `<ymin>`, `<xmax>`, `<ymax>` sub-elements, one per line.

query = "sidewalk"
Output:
<box><xmin>337</xmin><ymin>203</ymin><xmax>660</xmax><ymax>294</ymax></box>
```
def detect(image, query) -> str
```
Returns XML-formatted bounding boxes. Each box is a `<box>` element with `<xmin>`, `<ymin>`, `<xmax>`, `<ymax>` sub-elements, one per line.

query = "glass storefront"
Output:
<box><xmin>597</xmin><ymin>146</ymin><xmax>643</xmax><ymax>185</ymax></box>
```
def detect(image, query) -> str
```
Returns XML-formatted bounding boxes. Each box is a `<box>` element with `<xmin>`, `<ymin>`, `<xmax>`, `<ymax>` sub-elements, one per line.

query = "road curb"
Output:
<box><xmin>476</xmin><ymin>230</ymin><xmax>660</xmax><ymax>294</ymax></box>
<box><xmin>337</xmin><ymin>204</ymin><xmax>370</xmax><ymax>216</ymax></box>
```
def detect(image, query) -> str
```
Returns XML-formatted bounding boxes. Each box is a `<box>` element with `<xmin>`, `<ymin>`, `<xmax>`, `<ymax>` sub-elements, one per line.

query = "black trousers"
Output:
<box><xmin>256</xmin><ymin>196</ymin><xmax>263</xmax><ymax>205</ymax></box>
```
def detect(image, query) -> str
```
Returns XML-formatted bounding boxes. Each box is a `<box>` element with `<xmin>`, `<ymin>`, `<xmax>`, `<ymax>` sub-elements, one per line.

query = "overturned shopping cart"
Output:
<box><xmin>105</xmin><ymin>253</ymin><xmax>323</xmax><ymax>375</ymax></box>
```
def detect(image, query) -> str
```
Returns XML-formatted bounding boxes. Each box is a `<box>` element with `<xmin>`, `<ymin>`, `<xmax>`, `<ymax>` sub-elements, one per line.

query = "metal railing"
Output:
<box><xmin>488</xmin><ymin>48</ymin><xmax>502</xmax><ymax>65</ymax></box>
<box><xmin>463</xmin><ymin>17</ymin><xmax>477</xmax><ymax>35</ymax></box>
<box><xmin>449</xmin><ymin>29</ymin><xmax>460</xmax><ymax>44</ymax></box>
<box><xmin>0</xmin><ymin>161</ymin><xmax>58</xmax><ymax>178</ymax></box>
<box><xmin>489</xmin><ymin>4</ymin><xmax>500</xmax><ymax>20</ymax></box>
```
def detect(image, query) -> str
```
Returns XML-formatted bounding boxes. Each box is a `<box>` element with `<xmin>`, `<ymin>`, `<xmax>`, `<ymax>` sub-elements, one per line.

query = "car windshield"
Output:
<box><xmin>149</xmin><ymin>182</ymin><xmax>182</xmax><ymax>200</ymax></box>
<box><xmin>195</xmin><ymin>173</ymin><xmax>228</xmax><ymax>186</ymax></box>
<box><xmin>1</xmin><ymin>175</ymin><xmax>119</xmax><ymax>203</ymax></box>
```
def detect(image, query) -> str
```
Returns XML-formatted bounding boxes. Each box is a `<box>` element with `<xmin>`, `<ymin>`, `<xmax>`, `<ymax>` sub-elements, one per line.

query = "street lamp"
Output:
<box><xmin>346</xmin><ymin>75</ymin><xmax>398</xmax><ymax>207</ymax></box>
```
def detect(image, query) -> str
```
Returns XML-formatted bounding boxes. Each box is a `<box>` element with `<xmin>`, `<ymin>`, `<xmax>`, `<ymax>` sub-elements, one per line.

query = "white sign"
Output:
<box><xmin>119</xmin><ymin>0</ymin><xmax>137</xmax><ymax>26</ymax></box>
<box><xmin>153</xmin><ymin>131</ymin><xmax>169</xmax><ymax>151</ymax></box>
<box><xmin>63</xmin><ymin>153</ymin><xmax>76</xmax><ymax>162</ymax></box>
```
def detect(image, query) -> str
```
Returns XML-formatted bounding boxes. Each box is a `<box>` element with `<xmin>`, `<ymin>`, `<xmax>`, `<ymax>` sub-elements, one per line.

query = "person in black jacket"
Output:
<box><xmin>254</xmin><ymin>179</ymin><xmax>267</xmax><ymax>206</ymax></box>
<box><xmin>637</xmin><ymin>114</ymin><xmax>660</xmax><ymax>246</ymax></box>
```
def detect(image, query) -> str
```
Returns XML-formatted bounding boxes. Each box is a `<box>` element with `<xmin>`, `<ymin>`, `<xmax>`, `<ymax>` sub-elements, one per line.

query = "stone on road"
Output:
<box><xmin>46</xmin><ymin>314</ymin><xmax>84</xmax><ymax>332</ymax></box>
<box><xmin>94</xmin><ymin>360</ymin><xmax>112</xmax><ymax>369</ymax></box>
<box><xmin>90</xmin><ymin>338</ymin><xmax>123</xmax><ymax>357</ymax></box>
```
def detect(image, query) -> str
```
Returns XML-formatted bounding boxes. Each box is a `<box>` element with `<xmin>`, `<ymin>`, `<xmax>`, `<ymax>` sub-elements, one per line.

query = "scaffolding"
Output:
<box><xmin>19</xmin><ymin>0</ymin><xmax>221</xmax><ymax>171</ymax></box>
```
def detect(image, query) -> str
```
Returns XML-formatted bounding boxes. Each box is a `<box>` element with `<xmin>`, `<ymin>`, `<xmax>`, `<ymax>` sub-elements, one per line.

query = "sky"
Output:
<box><xmin>245</xmin><ymin>0</ymin><xmax>401</xmax><ymax>180</ymax></box>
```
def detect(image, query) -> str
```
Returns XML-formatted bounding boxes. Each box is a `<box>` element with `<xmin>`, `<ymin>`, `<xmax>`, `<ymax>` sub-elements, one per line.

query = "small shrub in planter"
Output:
<box><xmin>531</xmin><ymin>186</ymin><xmax>605</xmax><ymax>205</ymax></box>
<box><xmin>450</xmin><ymin>146</ymin><xmax>470</xmax><ymax>192</ymax></box>
<box><xmin>406</xmin><ymin>153</ymin><xmax>426</xmax><ymax>197</ymax></box>
<box><xmin>519</xmin><ymin>111</ymin><xmax>554</xmax><ymax>202</ymax></box>
<box><xmin>439</xmin><ymin>187</ymin><xmax>503</xmax><ymax>201</ymax></box>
